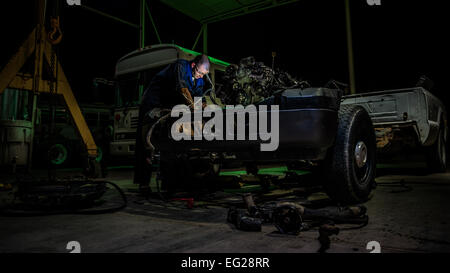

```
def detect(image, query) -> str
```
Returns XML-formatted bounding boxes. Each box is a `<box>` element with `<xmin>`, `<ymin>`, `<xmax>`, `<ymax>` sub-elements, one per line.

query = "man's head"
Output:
<box><xmin>191</xmin><ymin>54</ymin><xmax>210</xmax><ymax>80</ymax></box>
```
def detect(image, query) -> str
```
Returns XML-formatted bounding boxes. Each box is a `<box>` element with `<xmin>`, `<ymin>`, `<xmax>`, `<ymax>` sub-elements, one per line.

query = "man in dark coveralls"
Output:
<box><xmin>133</xmin><ymin>54</ymin><xmax>210</xmax><ymax>193</ymax></box>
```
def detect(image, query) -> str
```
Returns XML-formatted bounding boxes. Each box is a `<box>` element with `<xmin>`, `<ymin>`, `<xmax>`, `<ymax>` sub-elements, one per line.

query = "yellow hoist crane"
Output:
<box><xmin>0</xmin><ymin>0</ymin><xmax>99</xmax><ymax>175</ymax></box>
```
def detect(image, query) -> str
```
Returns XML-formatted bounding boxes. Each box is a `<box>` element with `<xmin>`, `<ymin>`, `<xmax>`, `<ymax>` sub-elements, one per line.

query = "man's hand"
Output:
<box><xmin>180</xmin><ymin>88</ymin><xmax>194</xmax><ymax>107</ymax></box>
<box><xmin>181</xmin><ymin>88</ymin><xmax>207</xmax><ymax>109</ymax></box>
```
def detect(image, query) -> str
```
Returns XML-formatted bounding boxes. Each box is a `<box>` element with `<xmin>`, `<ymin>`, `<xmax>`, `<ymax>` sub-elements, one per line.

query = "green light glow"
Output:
<box><xmin>175</xmin><ymin>45</ymin><xmax>231</xmax><ymax>67</ymax></box>
<box><xmin>50</xmin><ymin>144</ymin><xmax>68</xmax><ymax>165</ymax></box>
<box><xmin>220</xmin><ymin>167</ymin><xmax>310</xmax><ymax>176</ymax></box>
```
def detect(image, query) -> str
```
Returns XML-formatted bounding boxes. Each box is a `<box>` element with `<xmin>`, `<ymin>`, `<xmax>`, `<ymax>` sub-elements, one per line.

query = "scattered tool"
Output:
<box><xmin>272</xmin><ymin>202</ymin><xmax>305</xmax><ymax>235</ymax></box>
<box><xmin>318</xmin><ymin>224</ymin><xmax>340</xmax><ymax>253</ymax></box>
<box><xmin>225</xmin><ymin>192</ymin><xmax>369</xmax><ymax>238</ymax></box>
<box><xmin>170</xmin><ymin>198</ymin><xmax>194</xmax><ymax>209</ymax></box>
<box><xmin>226</xmin><ymin>193</ymin><xmax>263</xmax><ymax>231</ymax></box>
<box><xmin>227</xmin><ymin>207</ymin><xmax>262</xmax><ymax>232</ymax></box>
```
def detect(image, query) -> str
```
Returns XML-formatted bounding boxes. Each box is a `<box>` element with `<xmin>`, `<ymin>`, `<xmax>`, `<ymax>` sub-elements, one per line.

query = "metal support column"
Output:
<box><xmin>139</xmin><ymin>0</ymin><xmax>146</xmax><ymax>100</ymax></box>
<box><xmin>203</xmin><ymin>23</ymin><xmax>208</xmax><ymax>55</ymax></box>
<box><xmin>345</xmin><ymin>0</ymin><xmax>356</xmax><ymax>94</ymax></box>
<box><xmin>192</xmin><ymin>25</ymin><xmax>204</xmax><ymax>51</ymax></box>
<box><xmin>140</xmin><ymin>0</ymin><xmax>146</xmax><ymax>49</ymax></box>
<box><xmin>145</xmin><ymin>1</ymin><xmax>162</xmax><ymax>44</ymax></box>
<box><xmin>80</xmin><ymin>5</ymin><xmax>139</xmax><ymax>29</ymax></box>
<box><xmin>29</xmin><ymin>0</ymin><xmax>47</xmax><ymax>171</ymax></box>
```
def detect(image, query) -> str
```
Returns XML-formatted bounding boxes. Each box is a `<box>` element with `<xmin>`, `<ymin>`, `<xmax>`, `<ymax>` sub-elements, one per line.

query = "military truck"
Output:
<box><xmin>342</xmin><ymin>87</ymin><xmax>447</xmax><ymax>172</ymax></box>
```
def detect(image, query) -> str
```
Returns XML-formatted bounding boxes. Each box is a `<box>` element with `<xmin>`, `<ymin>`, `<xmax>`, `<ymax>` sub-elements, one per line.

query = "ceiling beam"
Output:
<box><xmin>200</xmin><ymin>0</ymin><xmax>300</xmax><ymax>24</ymax></box>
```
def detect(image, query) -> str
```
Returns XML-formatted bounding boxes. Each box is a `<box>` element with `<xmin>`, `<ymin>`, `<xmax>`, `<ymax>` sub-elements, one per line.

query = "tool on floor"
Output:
<box><xmin>318</xmin><ymin>223</ymin><xmax>340</xmax><ymax>253</ymax></box>
<box><xmin>272</xmin><ymin>202</ymin><xmax>305</xmax><ymax>235</ymax></box>
<box><xmin>226</xmin><ymin>193</ymin><xmax>263</xmax><ymax>231</ymax></box>
<box><xmin>170</xmin><ymin>197</ymin><xmax>194</xmax><ymax>209</ymax></box>
<box><xmin>226</xmin><ymin>192</ymin><xmax>369</xmax><ymax>236</ymax></box>
<box><xmin>227</xmin><ymin>207</ymin><xmax>262</xmax><ymax>232</ymax></box>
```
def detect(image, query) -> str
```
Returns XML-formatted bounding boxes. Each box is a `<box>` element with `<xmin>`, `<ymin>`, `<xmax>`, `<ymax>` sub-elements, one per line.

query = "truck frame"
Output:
<box><xmin>113</xmin><ymin>44</ymin><xmax>447</xmax><ymax>205</ymax></box>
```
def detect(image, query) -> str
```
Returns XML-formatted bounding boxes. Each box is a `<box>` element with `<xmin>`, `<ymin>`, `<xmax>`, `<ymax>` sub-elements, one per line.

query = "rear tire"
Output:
<box><xmin>322</xmin><ymin>105</ymin><xmax>376</xmax><ymax>204</ymax></box>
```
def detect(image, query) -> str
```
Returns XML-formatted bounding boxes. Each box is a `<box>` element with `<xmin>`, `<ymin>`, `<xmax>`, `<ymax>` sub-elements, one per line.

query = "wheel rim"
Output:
<box><xmin>354</xmin><ymin>141</ymin><xmax>368</xmax><ymax>168</ymax></box>
<box><xmin>354</xmin><ymin>140</ymin><xmax>371</xmax><ymax>183</ymax></box>
<box><xmin>49</xmin><ymin>144</ymin><xmax>68</xmax><ymax>165</ymax></box>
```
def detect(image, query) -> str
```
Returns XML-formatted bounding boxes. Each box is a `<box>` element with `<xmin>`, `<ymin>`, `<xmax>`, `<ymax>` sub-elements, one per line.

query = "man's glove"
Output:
<box><xmin>180</xmin><ymin>87</ymin><xmax>194</xmax><ymax>107</ymax></box>
<box><xmin>181</xmin><ymin>88</ymin><xmax>208</xmax><ymax>109</ymax></box>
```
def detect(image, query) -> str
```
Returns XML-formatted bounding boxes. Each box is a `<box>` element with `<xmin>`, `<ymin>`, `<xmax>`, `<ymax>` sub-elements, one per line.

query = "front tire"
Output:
<box><xmin>322</xmin><ymin>105</ymin><xmax>377</xmax><ymax>204</ymax></box>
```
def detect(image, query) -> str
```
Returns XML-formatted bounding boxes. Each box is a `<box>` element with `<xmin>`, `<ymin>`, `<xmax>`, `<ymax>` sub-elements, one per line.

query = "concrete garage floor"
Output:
<box><xmin>1</xmin><ymin>162</ymin><xmax>449</xmax><ymax>253</ymax></box>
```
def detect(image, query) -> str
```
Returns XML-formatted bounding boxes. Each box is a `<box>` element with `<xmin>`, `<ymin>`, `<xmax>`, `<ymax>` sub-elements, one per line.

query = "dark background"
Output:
<box><xmin>1</xmin><ymin>0</ymin><xmax>448</xmax><ymax>109</ymax></box>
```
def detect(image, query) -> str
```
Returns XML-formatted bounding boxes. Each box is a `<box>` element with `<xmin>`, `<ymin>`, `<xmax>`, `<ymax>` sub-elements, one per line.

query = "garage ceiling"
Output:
<box><xmin>158</xmin><ymin>0</ymin><xmax>300</xmax><ymax>24</ymax></box>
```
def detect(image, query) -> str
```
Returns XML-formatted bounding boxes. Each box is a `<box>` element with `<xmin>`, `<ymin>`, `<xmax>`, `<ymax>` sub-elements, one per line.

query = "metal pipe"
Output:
<box><xmin>140</xmin><ymin>0</ymin><xmax>145</xmax><ymax>49</ymax></box>
<box><xmin>30</xmin><ymin>0</ymin><xmax>47</xmax><ymax>170</ymax></box>
<box><xmin>203</xmin><ymin>23</ymin><xmax>208</xmax><ymax>54</ymax></box>
<box><xmin>192</xmin><ymin>25</ymin><xmax>204</xmax><ymax>51</ymax></box>
<box><xmin>80</xmin><ymin>5</ymin><xmax>139</xmax><ymax>29</ymax></box>
<box><xmin>145</xmin><ymin>1</ymin><xmax>162</xmax><ymax>44</ymax></box>
<box><xmin>202</xmin><ymin>0</ymin><xmax>300</xmax><ymax>24</ymax></box>
<box><xmin>345</xmin><ymin>0</ymin><xmax>356</xmax><ymax>94</ymax></box>
<box><xmin>139</xmin><ymin>0</ymin><xmax>145</xmax><ymax>100</ymax></box>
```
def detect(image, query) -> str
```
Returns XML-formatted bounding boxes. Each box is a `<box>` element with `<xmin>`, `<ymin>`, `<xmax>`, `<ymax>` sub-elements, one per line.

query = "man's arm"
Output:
<box><xmin>181</xmin><ymin>88</ymin><xmax>205</xmax><ymax>109</ymax></box>
<box><xmin>180</xmin><ymin>87</ymin><xmax>194</xmax><ymax>107</ymax></box>
<box><xmin>175</xmin><ymin>62</ymin><xmax>195</xmax><ymax>107</ymax></box>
